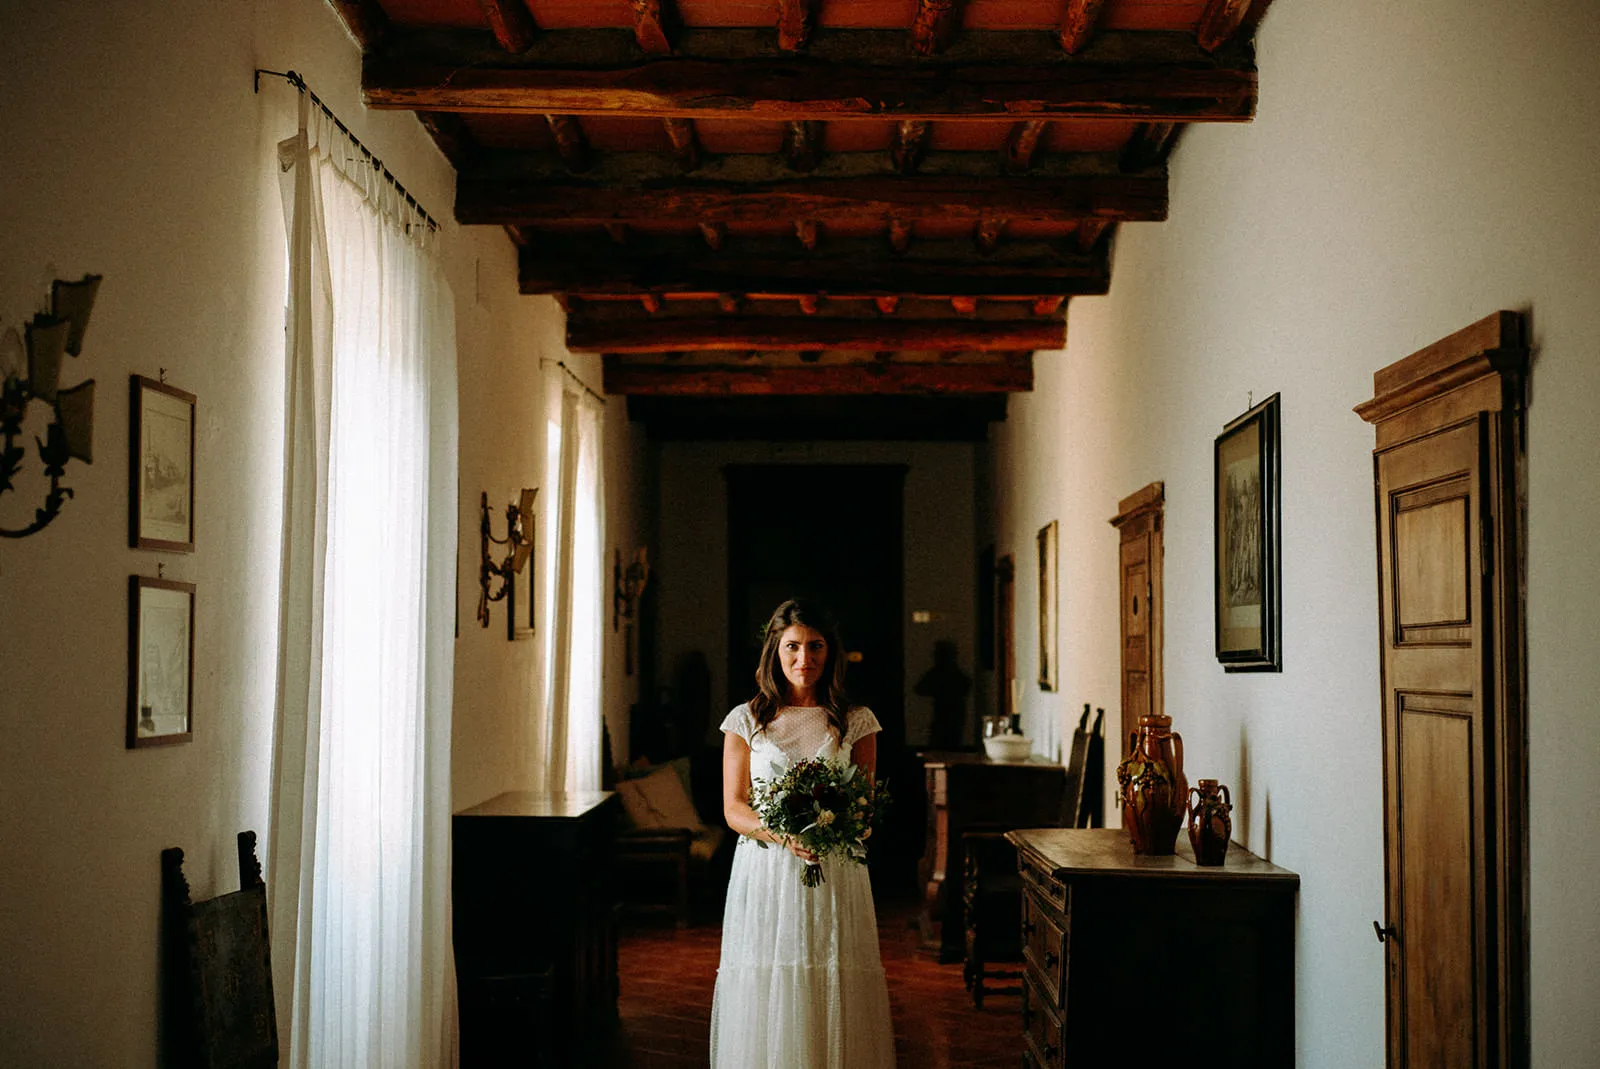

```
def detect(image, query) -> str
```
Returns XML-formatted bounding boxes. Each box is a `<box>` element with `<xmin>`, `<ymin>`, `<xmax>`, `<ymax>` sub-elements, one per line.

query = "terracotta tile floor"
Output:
<box><xmin>606</xmin><ymin>900</ymin><xmax>1020</xmax><ymax>1068</ymax></box>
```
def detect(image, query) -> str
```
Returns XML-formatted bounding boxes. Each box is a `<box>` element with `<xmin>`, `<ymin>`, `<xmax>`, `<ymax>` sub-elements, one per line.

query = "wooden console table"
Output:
<box><xmin>453</xmin><ymin>791</ymin><xmax>619</xmax><ymax>1067</ymax></box>
<box><xmin>1005</xmin><ymin>828</ymin><xmax>1298</xmax><ymax>1068</ymax></box>
<box><xmin>918</xmin><ymin>752</ymin><xmax>1065</xmax><ymax>963</ymax></box>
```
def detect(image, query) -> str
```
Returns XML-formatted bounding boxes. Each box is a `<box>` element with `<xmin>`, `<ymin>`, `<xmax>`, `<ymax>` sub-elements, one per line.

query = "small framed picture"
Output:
<box><xmin>1037</xmin><ymin>519</ymin><xmax>1059</xmax><ymax>691</ymax></box>
<box><xmin>1214</xmin><ymin>392</ymin><xmax>1282</xmax><ymax>672</ymax></box>
<box><xmin>131</xmin><ymin>375</ymin><xmax>196</xmax><ymax>552</ymax></box>
<box><xmin>128</xmin><ymin>575</ymin><xmax>195</xmax><ymax>748</ymax></box>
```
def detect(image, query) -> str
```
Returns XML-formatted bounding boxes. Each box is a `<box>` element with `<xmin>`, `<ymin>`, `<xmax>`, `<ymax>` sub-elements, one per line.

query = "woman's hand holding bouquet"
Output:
<box><xmin>748</xmin><ymin>757</ymin><xmax>890</xmax><ymax>888</ymax></box>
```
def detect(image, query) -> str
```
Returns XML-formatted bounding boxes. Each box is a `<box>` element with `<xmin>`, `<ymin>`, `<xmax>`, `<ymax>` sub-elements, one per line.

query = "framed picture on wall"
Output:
<box><xmin>130</xmin><ymin>375</ymin><xmax>196</xmax><ymax>552</ymax></box>
<box><xmin>1037</xmin><ymin>520</ymin><xmax>1059</xmax><ymax>691</ymax></box>
<box><xmin>128</xmin><ymin>574</ymin><xmax>196</xmax><ymax>748</ymax></box>
<box><xmin>1214</xmin><ymin>392</ymin><xmax>1282</xmax><ymax>671</ymax></box>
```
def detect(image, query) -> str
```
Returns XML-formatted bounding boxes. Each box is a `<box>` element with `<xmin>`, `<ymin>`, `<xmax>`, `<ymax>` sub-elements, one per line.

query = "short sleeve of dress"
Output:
<box><xmin>719</xmin><ymin>704</ymin><xmax>754</xmax><ymax>743</ymax></box>
<box><xmin>844</xmin><ymin>706</ymin><xmax>883</xmax><ymax>749</ymax></box>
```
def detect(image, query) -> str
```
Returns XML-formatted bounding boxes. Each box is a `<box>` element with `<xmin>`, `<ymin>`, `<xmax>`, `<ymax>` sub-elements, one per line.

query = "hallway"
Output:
<box><xmin>609</xmin><ymin>900</ymin><xmax>1017</xmax><ymax>1068</ymax></box>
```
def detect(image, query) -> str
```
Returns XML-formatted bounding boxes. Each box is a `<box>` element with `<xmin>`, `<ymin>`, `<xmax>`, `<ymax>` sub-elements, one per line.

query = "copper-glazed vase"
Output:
<box><xmin>1115</xmin><ymin>714</ymin><xmax>1186</xmax><ymax>854</ymax></box>
<box><xmin>1187</xmin><ymin>779</ymin><xmax>1233</xmax><ymax>866</ymax></box>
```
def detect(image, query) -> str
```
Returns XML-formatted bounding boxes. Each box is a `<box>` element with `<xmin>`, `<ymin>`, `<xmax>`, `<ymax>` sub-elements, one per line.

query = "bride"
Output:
<box><xmin>710</xmin><ymin>598</ymin><xmax>896</xmax><ymax>1068</ymax></box>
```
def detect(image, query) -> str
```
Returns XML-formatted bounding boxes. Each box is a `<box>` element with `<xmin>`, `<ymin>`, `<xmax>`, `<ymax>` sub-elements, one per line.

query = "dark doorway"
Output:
<box><xmin>725</xmin><ymin>464</ymin><xmax>916</xmax><ymax>890</ymax></box>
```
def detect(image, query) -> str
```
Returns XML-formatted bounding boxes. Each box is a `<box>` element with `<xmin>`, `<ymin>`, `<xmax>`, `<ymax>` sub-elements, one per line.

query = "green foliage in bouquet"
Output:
<box><xmin>749</xmin><ymin>757</ymin><xmax>891</xmax><ymax>888</ymax></box>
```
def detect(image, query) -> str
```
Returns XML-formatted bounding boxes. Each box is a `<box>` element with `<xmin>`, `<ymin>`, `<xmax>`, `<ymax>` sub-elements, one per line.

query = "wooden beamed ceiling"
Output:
<box><xmin>334</xmin><ymin>0</ymin><xmax>1272</xmax><ymax>435</ymax></box>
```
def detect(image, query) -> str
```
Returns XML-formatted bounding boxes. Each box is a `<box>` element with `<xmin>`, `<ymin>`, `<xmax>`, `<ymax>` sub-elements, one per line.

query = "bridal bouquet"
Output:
<box><xmin>749</xmin><ymin>758</ymin><xmax>890</xmax><ymax>888</ymax></box>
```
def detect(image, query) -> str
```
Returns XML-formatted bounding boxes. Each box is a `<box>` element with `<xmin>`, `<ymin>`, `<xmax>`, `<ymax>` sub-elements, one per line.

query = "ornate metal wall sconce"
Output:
<box><xmin>2</xmin><ymin>274</ymin><xmax>101</xmax><ymax>539</ymax></box>
<box><xmin>612</xmin><ymin>546</ymin><xmax>650</xmax><ymax>632</ymax></box>
<box><xmin>477</xmin><ymin>487</ymin><xmax>536</xmax><ymax>628</ymax></box>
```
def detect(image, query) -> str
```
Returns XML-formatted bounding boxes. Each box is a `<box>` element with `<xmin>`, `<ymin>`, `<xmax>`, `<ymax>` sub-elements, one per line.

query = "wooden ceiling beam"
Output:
<box><xmin>662</xmin><ymin>117</ymin><xmax>700</xmax><ymax>171</ymax></box>
<box><xmin>777</xmin><ymin>0</ymin><xmax>815</xmax><ymax>52</ymax></box>
<box><xmin>362</xmin><ymin>31</ymin><xmax>1258</xmax><ymax>122</ymax></box>
<box><xmin>976</xmin><ymin>218</ymin><xmax>1006</xmax><ymax>254</ymax></box>
<box><xmin>544</xmin><ymin>114</ymin><xmax>591</xmax><ymax>172</ymax></box>
<box><xmin>782</xmin><ymin>120</ymin><xmax>823</xmax><ymax>172</ymax></box>
<box><xmin>892</xmin><ymin>120</ymin><xmax>932</xmax><ymax>175</ymax></box>
<box><xmin>631</xmin><ymin>0</ymin><xmax>673</xmax><ymax>55</ymax></box>
<box><xmin>1197</xmin><ymin>0</ymin><xmax>1255</xmax><ymax>52</ymax></box>
<box><xmin>518</xmin><ymin>234</ymin><xmax>1109</xmax><ymax>297</ymax></box>
<box><xmin>1003</xmin><ymin>120</ymin><xmax>1048</xmax><ymax>174</ymax></box>
<box><xmin>912</xmin><ymin>0</ymin><xmax>964</xmax><ymax>56</ymax></box>
<box><xmin>330</xmin><ymin>0</ymin><xmax>388</xmax><ymax>50</ymax></box>
<box><xmin>1058</xmin><ymin>0</ymin><xmax>1109</xmax><ymax>55</ymax></box>
<box><xmin>626</xmin><ymin>394</ymin><xmax>1008</xmax><ymax>441</ymax></box>
<box><xmin>602</xmin><ymin>355</ymin><xmax>1034</xmax><ymax>396</ymax></box>
<box><xmin>1122</xmin><ymin>121</ymin><xmax>1182</xmax><ymax>171</ymax></box>
<box><xmin>456</xmin><ymin>170</ymin><xmax>1167</xmax><ymax>228</ymax></box>
<box><xmin>476</xmin><ymin>0</ymin><xmax>537</xmax><ymax>54</ymax></box>
<box><xmin>570</xmin><ymin>317</ymin><xmax>1062</xmax><ymax>353</ymax></box>
<box><xmin>416</xmin><ymin>111</ymin><xmax>477</xmax><ymax>167</ymax></box>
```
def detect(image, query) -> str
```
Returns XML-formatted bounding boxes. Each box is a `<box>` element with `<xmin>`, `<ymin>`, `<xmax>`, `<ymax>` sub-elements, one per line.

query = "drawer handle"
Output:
<box><xmin>1044</xmin><ymin>1043</ymin><xmax>1058</xmax><ymax>1062</ymax></box>
<box><xmin>1044</xmin><ymin>950</ymin><xmax>1058</xmax><ymax>969</ymax></box>
<box><xmin>1021</xmin><ymin>918</ymin><xmax>1036</xmax><ymax>936</ymax></box>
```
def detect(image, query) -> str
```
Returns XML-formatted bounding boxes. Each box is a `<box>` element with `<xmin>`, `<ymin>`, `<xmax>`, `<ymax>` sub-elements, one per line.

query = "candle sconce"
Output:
<box><xmin>477</xmin><ymin>487</ymin><xmax>536</xmax><ymax>629</ymax></box>
<box><xmin>613</xmin><ymin>546</ymin><xmax>650</xmax><ymax>675</ymax></box>
<box><xmin>1</xmin><ymin>274</ymin><xmax>101</xmax><ymax>539</ymax></box>
<box><xmin>612</xmin><ymin>547</ymin><xmax>650</xmax><ymax>632</ymax></box>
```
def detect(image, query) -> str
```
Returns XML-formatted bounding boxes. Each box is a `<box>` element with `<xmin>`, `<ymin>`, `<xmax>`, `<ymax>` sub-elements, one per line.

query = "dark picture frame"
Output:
<box><xmin>128</xmin><ymin>574</ymin><xmax>196</xmax><ymax>747</ymax></box>
<box><xmin>1037</xmin><ymin>520</ymin><xmax>1058</xmax><ymax>691</ymax></box>
<box><xmin>130</xmin><ymin>375</ymin><xmax>196</xmax><ymax>552</ymax></box>
<box><xmin>1214</xmin><ymin>393</ymin><xmax>1282</xmax><ymax>671</ymax></box>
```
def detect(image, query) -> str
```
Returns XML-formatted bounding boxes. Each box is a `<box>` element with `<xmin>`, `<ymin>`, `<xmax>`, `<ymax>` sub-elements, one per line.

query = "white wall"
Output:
<box><xmin>655</xmin><ymin>440</ymin><xmax>980</xmax><ymax>745</ymax></box>
<box><xmin>0</xmin><ymin>2</ymin><xmax>640</xmax><ymax>1063</ymax></box>
<box><xmin>989</xmin><ymin>0</ymin><xmax>1600</xmax><ymax>1064</ymax></box>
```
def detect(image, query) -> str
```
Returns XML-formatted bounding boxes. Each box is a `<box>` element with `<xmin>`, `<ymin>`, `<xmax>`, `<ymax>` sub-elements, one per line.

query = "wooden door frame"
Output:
<box><xmin>1110</xmin><ymin>482</ymin><xmax>1164</xmax><ymax>758</ymax></box>
<box><xmin>1355</xmin><ymin>310</ymin><xmax>1529</xmax><ymax>1067</ymax></box>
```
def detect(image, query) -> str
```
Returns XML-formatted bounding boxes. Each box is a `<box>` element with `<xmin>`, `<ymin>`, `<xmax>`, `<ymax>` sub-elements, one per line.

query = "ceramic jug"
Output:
<box><xmin>1187</xmin><ymin>779</ymin><xmax>1232</xmax><ymax>866</ymax></box>
<box><xmin>1116</xmin><ymin>714</ymin><xmax>1186</xmax><ymax>854</ymax></box>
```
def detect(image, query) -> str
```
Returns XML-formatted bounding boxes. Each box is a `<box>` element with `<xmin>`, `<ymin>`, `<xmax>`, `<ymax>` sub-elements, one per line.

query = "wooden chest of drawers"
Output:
<box><xmin>1006</xmin><ymin>828</ymin><xmax>1298</xmax><ymax>1068</ymax></box>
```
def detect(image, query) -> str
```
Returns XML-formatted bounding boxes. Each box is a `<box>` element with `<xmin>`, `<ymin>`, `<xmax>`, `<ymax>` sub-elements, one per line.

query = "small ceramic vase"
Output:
<box><xmin>1187</xmin><ymin>779</ymin><xmax>1233</xmax><ymax>866</ymax></box>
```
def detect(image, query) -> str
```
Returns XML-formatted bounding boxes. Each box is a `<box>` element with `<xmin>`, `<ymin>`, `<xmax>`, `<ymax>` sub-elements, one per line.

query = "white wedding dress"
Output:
<box><xmin>710</xmin><ymin>703</ymin><xmax>896</xmax><ymax>1069</ymax></box>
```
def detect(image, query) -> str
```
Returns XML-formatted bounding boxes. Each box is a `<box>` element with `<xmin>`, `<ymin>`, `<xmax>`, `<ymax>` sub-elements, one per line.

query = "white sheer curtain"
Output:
<box><xmin>540</xmin><ymin>363</ymin><xmax>606</xmax><ymax>792</ymax></box>
<box><xmin>270</xmin><ymin>94</ymin><xmax>458</xmax><ymax>1069</ymax></box>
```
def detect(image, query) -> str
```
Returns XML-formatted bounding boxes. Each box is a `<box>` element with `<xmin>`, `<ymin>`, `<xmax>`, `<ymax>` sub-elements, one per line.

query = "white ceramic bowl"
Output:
<box><xmin>982</xmin><ymin>734</ymin><xmax>1033</xmax><ymax>761</ymax></box>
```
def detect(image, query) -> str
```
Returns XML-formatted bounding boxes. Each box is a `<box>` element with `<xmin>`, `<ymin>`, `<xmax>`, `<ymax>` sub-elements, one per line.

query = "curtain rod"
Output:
<box><xmin>542</xmin><ymin>359</ymin><xmax>607</xmax><ymax>405</ymax></box>
<box><xmin>254</xmin><ymin>68</ymin><xmax>440</xmax><ymax>232</ymax></box>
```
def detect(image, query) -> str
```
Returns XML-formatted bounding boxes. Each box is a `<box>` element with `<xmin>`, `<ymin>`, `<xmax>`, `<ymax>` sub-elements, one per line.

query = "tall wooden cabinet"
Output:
<box><xmin>1005</xmin><ymin>828</ymin><xmax>1298</xmax><ymax>1068</ymax></box>
<box><xmin>453</xmin><ymin>791</ymin><xmax>619</xmax><ymax>1067</ymax></box>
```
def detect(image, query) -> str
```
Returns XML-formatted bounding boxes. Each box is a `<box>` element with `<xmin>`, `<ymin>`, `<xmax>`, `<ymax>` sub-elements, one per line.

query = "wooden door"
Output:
<box><xmin>726</xmin><ymin>464</ymin><xmax>911</xmax><ymax>870</ymax></box>
<box><xmin>1109</xmin><ymin>483</ymin><xmax>1164</xmax><ymax>757</ymax></box>
<box><xmin>1356</xmin><ymin>312</ymin><xmax>1527</xmax><ymax>1069</ymax></box>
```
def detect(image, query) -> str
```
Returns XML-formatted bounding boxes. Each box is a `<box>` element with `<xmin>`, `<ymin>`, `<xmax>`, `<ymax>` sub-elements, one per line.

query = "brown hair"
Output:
<box><xmin>748</xmin><ymin>598</ymin><xmax>851</xmax><ymax>742</ymax></box>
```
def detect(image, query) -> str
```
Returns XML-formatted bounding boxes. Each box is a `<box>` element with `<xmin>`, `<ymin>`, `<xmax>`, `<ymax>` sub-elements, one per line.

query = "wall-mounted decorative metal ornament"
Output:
<box><xmin>478</xmin><ymin>487</ymin><xmax>536</xmax><ymax>629</ymax></box>
<box><xmin>1</xmin><ymin>274</ymin><xmax>101</xmax><ymax>538</ymax></box>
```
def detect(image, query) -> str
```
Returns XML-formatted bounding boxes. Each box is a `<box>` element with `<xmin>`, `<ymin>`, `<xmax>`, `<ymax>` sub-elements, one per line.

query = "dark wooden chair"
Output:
<box><xmin>961</xmin><ymin>707</ymin><xmax>1102</xmax><ymax>1008</ymax></box>
<box><xmin>162</xmin><ymin>831</ymin><xmax>278</xmax><ymax>1069</ymax></box>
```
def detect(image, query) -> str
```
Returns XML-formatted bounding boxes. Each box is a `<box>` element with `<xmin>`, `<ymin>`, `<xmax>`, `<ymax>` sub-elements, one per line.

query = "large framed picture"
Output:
<box><xmin>1214</xmin><ymin>393</ymin><xmax>1281</xmax><ymax>671</ymax></box>
<box><xmin>1037</xmin><ymin>520</ymin><xmax>1058</xmax><ymax>691</ymax></box>
<box><xmin>131</xmin><ymin>375</ymin><xmax>196</xmax><ymax>552</ymax></box>
<box><xmin>128</xmin><ymin>575</ymin><xmax>196</xmax><ymax>748</ymax></box>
